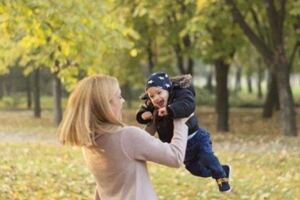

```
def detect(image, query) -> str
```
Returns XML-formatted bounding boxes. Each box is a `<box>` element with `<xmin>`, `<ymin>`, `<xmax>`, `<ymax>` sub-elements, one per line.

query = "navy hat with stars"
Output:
<box><xmin>146</xmin><ymin>72</ymin><xmax>172</xmax><ymax>91</ymax></box>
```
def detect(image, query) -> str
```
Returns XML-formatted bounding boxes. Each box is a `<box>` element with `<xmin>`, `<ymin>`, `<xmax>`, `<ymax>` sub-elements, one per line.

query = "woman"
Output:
<box><xmin>58</xmin><ymin>75</ymin><xmax>190</xmax><ymax>200</ymax></box>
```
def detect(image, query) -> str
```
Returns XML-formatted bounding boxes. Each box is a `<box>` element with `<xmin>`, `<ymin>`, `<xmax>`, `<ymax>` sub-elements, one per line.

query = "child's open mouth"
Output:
<box><xmin>156</xmin><ymin>100</ymin><xmax>165</xmax><ymax>108</ymax></box>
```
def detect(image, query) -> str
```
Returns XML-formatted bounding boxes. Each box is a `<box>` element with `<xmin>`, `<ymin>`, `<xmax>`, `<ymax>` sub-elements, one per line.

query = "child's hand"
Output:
<box><xmin>142</xmin><ymin>111</ymin><xmax>153</xmax><ymax>120</ymax></box>
<box><xmin>158</xmin><ymin>107</ymin><xmax>168</xmax><ymax>117</ymax></box>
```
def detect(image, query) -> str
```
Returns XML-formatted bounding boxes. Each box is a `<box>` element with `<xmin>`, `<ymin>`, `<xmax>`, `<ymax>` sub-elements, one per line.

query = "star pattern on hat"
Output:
<box><xmin>146</xmin><ymin>72</ymin><xmax>172</xmax><ymax>90</ymax></box>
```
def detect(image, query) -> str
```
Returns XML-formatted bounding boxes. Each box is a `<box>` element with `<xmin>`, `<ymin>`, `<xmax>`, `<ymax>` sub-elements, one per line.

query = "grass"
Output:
<box><xmin>0</xmin><ymin>142</ymin><xmax>299</xmax><ymax>200</ymax></box>
<box><xmin>0</xmin><ymin>108</ymin><xmax>300</xmax><ymax>200</ymax></box>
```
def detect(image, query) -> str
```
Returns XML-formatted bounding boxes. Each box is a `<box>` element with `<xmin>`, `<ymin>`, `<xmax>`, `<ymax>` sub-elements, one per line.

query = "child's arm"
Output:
<box><xmin>136</xmin><ymin>99</ymin><xmax>155</xmax><ymax>124</ymax></box>
<box><xmin>167</xmin><ymin>87</ymin><xmax>195</xmax><ymax>118</ymax></box>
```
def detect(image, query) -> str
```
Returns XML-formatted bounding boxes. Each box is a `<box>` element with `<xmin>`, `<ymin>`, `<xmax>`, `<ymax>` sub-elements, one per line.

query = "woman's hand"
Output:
<box><xmin>173</xmin><ymin>113</ymin><xmax>194</xmax><ymax>125</ymax></box>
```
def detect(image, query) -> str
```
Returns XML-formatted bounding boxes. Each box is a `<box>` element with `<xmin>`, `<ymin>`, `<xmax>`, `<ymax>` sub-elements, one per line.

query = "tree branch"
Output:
<box><xmin>279</xmin><ymin>0</ymin><xmax>286</xmax><ymax>34</ymax></box>
<box><xmin>249</xmin><ymin>7</ymin><xmax>266</xmax><ymax>44</ymax></box>
<box><xmin>176</xmin><ymin>0</ymin><xmax>186</xmax><ymax>13</ymax></box>
<box><xmin>225</xmin><ymin>0</ymin><xmax>273</xmax><ymax>62</ymax></box>
<box><xmin>265</xmin><ymin>0</ymin><xmax>283</xmax><ymax>45</ymax></box>
<box><xmin>288</xmin><ymin>40</ymin><xmax>300</xmax><ymax>72</ymax></box>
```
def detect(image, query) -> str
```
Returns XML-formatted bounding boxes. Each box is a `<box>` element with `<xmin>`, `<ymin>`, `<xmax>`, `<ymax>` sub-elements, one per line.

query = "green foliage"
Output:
<box><xmin>226</xmin><ymin>0</ymin><xmax>299</xmax><ymax>70</ymax></box>
<box><xmin>0</xmin><ymin>0</ymin><xmax>134</xmax><ymax>90</ymax></box>
<box><xmin>120</xmin><ymin>0</ymin><xmax>199</xmax><ymax>76</ymax></box>
<box><xmin>290</xmin><ymin>1</ymin><xmax>300</xmax><ymax>16</ymax></box>
<box><xmin>189</xmin><ymin>0</ymin><xmax>245</xmax><ymax>64</ymax></box>
<box><xmin>1</xmin><ymin>0</ymin><xmax>299</xmax><ymax>95</ymax></box>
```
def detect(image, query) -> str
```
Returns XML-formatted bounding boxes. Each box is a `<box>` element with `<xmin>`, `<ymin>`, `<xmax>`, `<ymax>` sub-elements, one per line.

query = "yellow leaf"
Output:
<box><xmin>129</xmin><ymin>49</ymin><xmax>138</xmax><ymax>57</ymax></box>
<box><xmin>197</xmin><ymin>0</ymin><xmax>207</xmax><ymax>11</ymax></box>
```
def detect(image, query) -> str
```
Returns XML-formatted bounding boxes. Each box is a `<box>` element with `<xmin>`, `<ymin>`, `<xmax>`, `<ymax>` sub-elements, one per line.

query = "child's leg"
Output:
<box><xmin>184</xmin><ymin>130</ymin><xmax>212</xmax><ymax>177</ymax></box>
<box><xmin>197</xmin><ymin>152</ymin><xmax>226</xmax><ymax>179</ymax></box>
<box><xmin>196</xmin><ymin>128</ymin><xmax>231</xmax><ymax>192</ymax></box>
<box><xmin>185</xmin><ymin>159</ymin><xmax>212</xmax><ymax>177</ymax></box>
<box><xmin>196</xmin><ymin>128</ymin><xmax>226</xmax><ymax>179</ymax></box>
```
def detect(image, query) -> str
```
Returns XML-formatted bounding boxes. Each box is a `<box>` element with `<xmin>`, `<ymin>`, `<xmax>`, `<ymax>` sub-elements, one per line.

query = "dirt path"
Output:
<box><xmin>0</xmin><ymin>131</ymin><xmax>58</xmax><ymax>144</ymax></box>
<box><xmin>1</xmin><ymin>131</ymin><xmax>299</xmax><ymax>153</ymax></box>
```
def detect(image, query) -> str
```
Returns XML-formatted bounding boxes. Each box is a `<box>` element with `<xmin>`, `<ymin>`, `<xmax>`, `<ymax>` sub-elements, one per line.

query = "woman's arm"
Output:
<box><xmin>121</xmin><ymin>118</ymin><xmax>188</xmax><ymax>168</ymax></box>
<box><xmin>95</xmin><ymin>188</ymin><xmax>100</xmax><ymax>200</ymax></box>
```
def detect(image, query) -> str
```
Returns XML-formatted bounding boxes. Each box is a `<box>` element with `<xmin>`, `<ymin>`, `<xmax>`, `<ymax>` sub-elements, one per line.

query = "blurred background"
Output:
<box><xmin>0</xmin><ymin>0</ymin><xmax>300</xmax><ymax>199</ymax></box>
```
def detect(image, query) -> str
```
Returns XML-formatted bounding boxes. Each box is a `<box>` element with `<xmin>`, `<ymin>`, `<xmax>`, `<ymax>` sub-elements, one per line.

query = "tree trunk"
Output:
<box><xmin>147</xmin><ymin>39</ymin><xmax>155</xmax><ymax>75</ymax></box>
<box><xmin>26</xmin><ymin>75</ymin><xmax>32</xmax><ymax>109</ymax></box>
<box><xmin>215</xmin><ymin>59</ymin><xmax>230</xmax><ymax>132</ymax></box>
<box><xmin>234</xmin><ymin>66</ymin><xmax>242</xmax><ymax>93</ymax></box>
<box><xmin>187</xmin><ymin>58</ymin><xmax>194</xmax><ymax>75</ymax></box>
<box><xmin>0</xmin><ymin>76</ymin><xmax>3</xmax><ymax>99</ymax></box>
<box><xmin>122</xmin><ymin>82</ymin><xmax>132</xmax><ymax>109</ymax></box>
<box><xmin>225</xmin><ymin>0</ymin><xmax>297</xmax><ymax>136</ymax></box>
<box><xmin>174</xmin><ymin>44</ymin><xmax>185</xmax><ymax>74</ymax></box>
<box><xmin>205</xmin><ymin>69</ymin><xmax>213</xmax><ymax>93</ymax></box>
<box><xmin>183</xmin><ymin>34</ymin><xmax>194</xmax><ymax>75</ymax></box>
<box><xmin>53</xmin><ymin>75</ymin><xmax>62</xmax><ymax>126</ymax></box>
<box><xmin>246</xmin><ymin>72</ymin><xmax>253</xmax><ymax>94</ymax></box>
<box><xmin>262</xmin><ymin>71</ymin><xmax>277</xmax><ymax>118</ymax></box>
<box><xmin>174</xmin><ymin>35</ymin><xmax>194</xmax><ymax>75</ymax></box>
<box><xmin>6</xmin><ymin>75</ymin><xmax>12</xmax><ymax>96</ymax></box>
<box><xmin>257</xmin><ymin>59</ymin><xmax>263</xmax><ymax>99</ymax></box>
<box><xmin>274</xmin><ymin>55</ymin><xmax>297</xmax><ymax>136</ymax></box>
<box><xmin>32</xmin><ymin>68</ymin><xmax>41</xmax><ymax>118</ymax></box>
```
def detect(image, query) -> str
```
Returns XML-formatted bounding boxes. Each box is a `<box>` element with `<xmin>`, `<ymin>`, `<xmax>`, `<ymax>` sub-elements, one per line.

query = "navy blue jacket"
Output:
<box><xmin>136</xmin><ymin>85</ymin><xmax>199</xmax><ymax>143</ymax></box>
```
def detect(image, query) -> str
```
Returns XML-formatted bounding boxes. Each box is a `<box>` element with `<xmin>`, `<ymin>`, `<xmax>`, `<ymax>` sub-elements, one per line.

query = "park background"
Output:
<box><xmin>0</xmin><ymin>0</ymin><xmax>300</xmax><ymax>199</ymax></box>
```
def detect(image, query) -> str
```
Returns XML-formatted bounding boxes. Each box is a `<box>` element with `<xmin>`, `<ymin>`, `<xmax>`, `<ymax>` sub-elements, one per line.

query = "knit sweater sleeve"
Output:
<box><xmin>121</xmin><ymin>120</ymin><xmax>188</xmax><ymax>168</ymax></box>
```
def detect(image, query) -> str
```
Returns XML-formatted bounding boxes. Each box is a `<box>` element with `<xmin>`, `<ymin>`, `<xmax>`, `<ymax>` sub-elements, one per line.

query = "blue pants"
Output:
<box><xmin>184</xmin><ymin>128</ymin><xmax>226</xmax><ymax>179</ymax></box>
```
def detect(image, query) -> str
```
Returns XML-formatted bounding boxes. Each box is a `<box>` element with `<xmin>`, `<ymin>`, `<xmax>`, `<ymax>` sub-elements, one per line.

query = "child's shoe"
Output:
<box><xmin>216</xmin><ymin>165</ymin><xmax>231</xmax><ymax>192</ymax></box>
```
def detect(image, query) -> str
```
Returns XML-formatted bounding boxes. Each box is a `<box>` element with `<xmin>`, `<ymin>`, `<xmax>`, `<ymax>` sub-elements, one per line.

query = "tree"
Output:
<box><xmin>190</xmin><ymin>0</ymin><xmax>244</xmax><ymax>132</ymax></box>
<box><xmin>1</xmin><ymin>0</ymin><xmax>134</xmax><ymax>122</ymax></box>
<box><xmin>53</xmin><ymin>74</ymin><xmax>62</xmax><ymax>126</ymax></box>
<box><xmin>256</xmin><ymin>57</ymin><xmax>264</xmax><ymax>99</ymax></box>
<box><xmin>225</xmin><ymin>0</ymin><xmax>298</xmax><ymax>136</ymax></box>
<box><xmin>32</xmin><ymin>68</ymin><xmax>41</xmax><ymax>118</ymax></box>
<box><xmin>122</xmin><ymin>0</ymin><xmax>199</xmax><ymax>75</ymax></box>
<box><xmin>25</xmin><ymin>74</ymin><xmax>32</xmax><ymax>109</ymax></box>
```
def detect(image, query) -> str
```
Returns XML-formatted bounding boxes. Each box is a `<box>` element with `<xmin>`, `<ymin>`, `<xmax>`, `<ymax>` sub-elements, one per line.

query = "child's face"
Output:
<box><xmin>146</xmin><ymin>86</ymin><xmax>169</xmax><ymax>108</ymax></box>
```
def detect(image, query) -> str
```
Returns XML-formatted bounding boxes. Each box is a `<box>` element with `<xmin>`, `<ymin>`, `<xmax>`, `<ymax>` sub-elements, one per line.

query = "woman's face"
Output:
<box><xmin>110</xmin><ymin>87</ymin><xmax>125</xmax><ymax>120</ymax></box>
<box><xmin>147</xmin><ymin>86</ymin><xmax>169</xmax><ymax>108</ymax></box>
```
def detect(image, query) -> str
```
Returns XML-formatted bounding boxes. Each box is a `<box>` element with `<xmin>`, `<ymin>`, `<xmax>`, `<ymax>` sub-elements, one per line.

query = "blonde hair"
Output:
<box><xmin>58</xmin><ymin>75</ymin><xmax>124</xmax><ymax>146</ymax></box>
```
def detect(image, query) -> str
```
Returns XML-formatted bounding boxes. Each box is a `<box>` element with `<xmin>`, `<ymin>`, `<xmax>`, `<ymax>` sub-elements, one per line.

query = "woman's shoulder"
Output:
<box><xmin>117</xmin><ymin>125</ymin><xmax>144</xmax><ymax>134</ymax></box>
<box><xmin>117</xmin><ymin>126</ymin><xmax>151</xmax><ymax>148</ymax></box>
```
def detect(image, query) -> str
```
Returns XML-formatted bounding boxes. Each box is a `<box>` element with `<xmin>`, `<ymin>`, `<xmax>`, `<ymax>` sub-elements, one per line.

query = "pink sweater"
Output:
<box><xmin>82</xmin><ymin>120</ymin><xmax>188</xmax><ymax>200</ymax></box>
